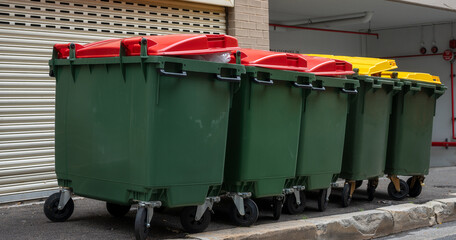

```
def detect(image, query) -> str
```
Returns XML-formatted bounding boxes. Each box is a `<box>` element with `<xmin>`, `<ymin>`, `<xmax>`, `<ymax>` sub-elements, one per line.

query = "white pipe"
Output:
<box><xmin>274</xmin><ymin>11</ymin><xmax>374</xmax><ymax>28</ymax></box>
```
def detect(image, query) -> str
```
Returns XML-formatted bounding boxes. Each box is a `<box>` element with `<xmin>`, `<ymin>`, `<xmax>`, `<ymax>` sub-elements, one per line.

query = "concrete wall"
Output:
<box><xmin>269</xmin><ymin>23</ymin><xmax>456</xmax><ymax>167</ymax></box>
<box><xmin>227</xmin><ymin>0</ymin><xmax>269</xmax><ymax>50</ymax></box>
<box><xmin>269</xmin><ymin>26</ymin><xmax>368</xmax><ymax>55</ymax></box>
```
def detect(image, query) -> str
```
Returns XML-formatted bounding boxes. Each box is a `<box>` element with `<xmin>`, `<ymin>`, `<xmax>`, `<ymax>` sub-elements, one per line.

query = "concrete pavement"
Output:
<box><xmin>0</xmin><ymin>166</ymin><xmax>455</xmax><ymax>239</ymax></box>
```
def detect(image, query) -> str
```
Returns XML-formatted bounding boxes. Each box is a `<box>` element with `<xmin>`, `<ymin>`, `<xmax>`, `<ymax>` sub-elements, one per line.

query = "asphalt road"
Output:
<box><xmin>378</xmin><ymin>220</ymin><xmax>456</xmax><ymax>240</ymax></box>
<box><xmin>1</xmin><ymin>166</ymin><xmax>456</xmax><ymax>240</ymax></box>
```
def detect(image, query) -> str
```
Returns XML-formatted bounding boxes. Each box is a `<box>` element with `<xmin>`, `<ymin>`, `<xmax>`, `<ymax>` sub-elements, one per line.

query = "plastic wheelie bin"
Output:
<box><xmin>310</xmin><ymin>55</ymin><xmax>404</xmax><ymax>206</ymax></box>
<box><xmin>283</xmin><ymin>55</ymin><xmax>358</xmax><ymax>214</ymax></box>
<box><xmin>340</xmin><ymin>71</ymin><xmax>403</xmax><ymax>207</ymax></box>
<box><xmin>223</xmin><ymin>49</ymin><xmax>317</xmax><ymax>224</ymax></box>
<box><xmin>44</xmin><ymin>34</ymin><xmax>244</xmax><ymax>239</ymax></box>
<box><xmin>381</xmin><ymin>71</ymin><xmax>446</xmax><ymax>200</ymax></box>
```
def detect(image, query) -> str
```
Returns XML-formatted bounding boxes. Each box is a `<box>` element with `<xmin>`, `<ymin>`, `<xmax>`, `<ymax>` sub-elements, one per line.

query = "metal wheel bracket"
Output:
<box><xmin>283</xmin><ymin>186</ymin><xmax>305</xmax><ymax>205</ymax></box>
<box><xmin>368</xmin><ymin>178</ymin><xmax>379</xmax><ymax>188</ymax></box>
<box><xmin>349</xmin><ymin>181</ymin><xmax>356</xmax><ymax>197</ymax></box>
<box><xmin>274</xmin><ymin>195</ymin><xmax>285</xmax><ymax>201</ymax></box>
<box><xmin>228</xmin><ymin>192</ymin><xmax>251</xmax><ymax>216</ymax></box>
<box><xmin>412</xmin><ymin>175</ymin><xmax>426</xmax><ymax>187</ymax></box>
<box><xmin>138</xmin><ymin>201</ymin><xmax>161</xmax><ymax>228</ymax></box>
<box><xmin>326</xmin><ymin>187</ymin><xmax>332</xmax><ymax>201</ymax></box>
<box><xmin>195</xmin><ymin>196</ymin><xmax>220</xmax><ymax>221</ymax></box>
<box><xmin>388</xmin><ymin>175</ymin><xmax>401</xmax><ymax>192</ymax></box>
<box><xmin>57</xmin><ymin>189</ymin><xmax>72</xmax><ymax>210</ymax></box>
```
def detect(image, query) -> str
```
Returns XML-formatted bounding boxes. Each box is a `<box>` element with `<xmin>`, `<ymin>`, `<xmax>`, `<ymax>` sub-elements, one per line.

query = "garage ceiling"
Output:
<box><xmin>269</xmin><ymin>0</ymin><xmax>456</xmax><ymax>31</ymax></box>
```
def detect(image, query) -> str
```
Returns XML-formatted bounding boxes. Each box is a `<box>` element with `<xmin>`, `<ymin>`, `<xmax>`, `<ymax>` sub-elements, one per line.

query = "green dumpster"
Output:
<box><xmin>309</xmin><ymin>55</ymin><xmax>406</xmax><ymax>206</ymax></box>
<box><xmin>338</xmin><ymin>70</ymin><xmax>402</xmax><ymax>207</ymax></box>
<box><xmin>382</xmin><ymin>71</ymin><xmax>446</xmax><ymax>200</ymax></box>
<box><xmin>223</xmin><ymin>49</ymin><xmax>316</xmax><ymax>224</ymax></box>
<box><xmin>44</xmin><ymin>34</ymin><xmax>244</xmax><ymax>239</ymax></box>
<box><xmin>284</xmin><ymin>55</ymin><xmax>358</xmax><ymax>213</ymax></box>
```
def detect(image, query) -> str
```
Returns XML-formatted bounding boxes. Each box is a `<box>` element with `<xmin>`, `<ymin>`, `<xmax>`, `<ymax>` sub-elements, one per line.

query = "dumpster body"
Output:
<box><xmin>307</xmin><ymin>56</ymin><xmax>403</xmax><ymax>206</ymax></box>
<box><xmin>224</xmin><ymin>49</ymin><xmax>315</xmax><ymax>221</ymax></box>
<box><xmin>339</xmin><ymin>73</ymin><xmax>402</xmax><ymax>206</ymax></box>
<box><xmin>282</xmin><ymin>54</ymin><xmax>357</xmax><ymax>213</ymax></box>
<box><xmin>44</xmin><ymin>35</ymin><xmax>244</xmax><ymax>238</ymax></box>
<box><xmin>382</xmin><ymin>71</ymin><xmax>446</xmax><ymax>199</ymax></box>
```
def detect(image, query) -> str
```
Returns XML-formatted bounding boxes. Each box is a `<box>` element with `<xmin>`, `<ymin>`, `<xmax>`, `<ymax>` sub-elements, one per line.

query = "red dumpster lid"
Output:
<box><xmin>229</xmin><ymin>49</ymin><xmax>309</xmax><ymax>71</ymax></box>
<box><xmin>54</xmin><ymin>34</ymin><xmax>239</xmax><ymax>59</ymax></box>
<box><xmin>301</xmin><ymin>55</ymin><xmax>354</xmax><ymax>76</ymax></box>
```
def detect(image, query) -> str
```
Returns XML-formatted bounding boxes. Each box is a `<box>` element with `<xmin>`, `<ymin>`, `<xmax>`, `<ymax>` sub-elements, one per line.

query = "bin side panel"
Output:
<box><xmin>340</xmin><ymin>82</ymin><xmax>392</xmax><ymax>180</ymax></box>
<box><xmin>224</xmin><ymin>79</ymin><xmax>302</xmax><ymax>198</ymax></box>
<box><xmin>150</xmin><ymin>71</ymin><xmax>230</xmax><ymax>188</ymax></box>
<box><xmin>296</xmin><ymin>87</ymin><xmax>349</xmax><ymax>190</ymax></box>
<box><xmin>385</xmin><ymin>89</ymin><xmax>435</xmax><ymax>175</ymax></box>
<box><xmin>55</xmin><ymin>61</ymin><xmax>231</xmax><ymax>207</ymax></box>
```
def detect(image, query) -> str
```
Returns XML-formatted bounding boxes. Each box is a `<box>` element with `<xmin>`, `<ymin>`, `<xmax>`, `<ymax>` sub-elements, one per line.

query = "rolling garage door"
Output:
<box><xmin>0</xmin><ymin>0</ymin><xmax>227</xmax><ymax>203</ymax></box>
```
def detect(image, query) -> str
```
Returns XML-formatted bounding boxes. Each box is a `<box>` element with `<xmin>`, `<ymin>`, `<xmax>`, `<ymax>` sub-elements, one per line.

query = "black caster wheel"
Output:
<box><xmin>355</xmin><ymin>180</ymin><xmax>363</xmax><ymax>189</ymax></box>
<box><xmin>230</xmin><ymin>198</ymin><xmax>259</xmax><ymax>227</ymax></box>
<box><xmin>367</xmin><ymin>185</ymin><xmax>376</xmax><ymax>201</ymax></box>
<box><xmin>407</xmin><ymin>177</ymin><xmax>423</xmax><ymax>198</ymax></box>
<box><xmin>271</xmin><ymin>197</ymin><xmax>283</xmax><ymax>220</ymax></box>
<box><xmin>43</xmin><ymin>192</ymin><xmax>74</xmax><ymax>222</ymax></box>
<box><xmin>180</xmin><ymin>206</ymin><xmax>211</xmax><ymax>233</ymax></box>
<box><xmin>135</xmin><ymin>207</ymin><xmax>150</xmax><ymax>240</ymax></box>
<box><xmin>317</xmin><ymin>189</ymin><xmax>329</xmax><ymax>212</ymax></box>
<box><xmin>388</xmin><ymin>179</ymin><xmax>410</xmax><ymax>200</ymax></box>
<box><xmin>341</xmin><ymin>183</ymin><xmax>352</xmax><ymax>208</ymax></box>
<box><xmin>106</xmin><ymin>202</ymin><xmax>131</xmax><ymax>217</ymax></box>
<box><xmin>283</xmin><ymin>191</ymin><xmax>306</xmax><ymax>214</ymax></box>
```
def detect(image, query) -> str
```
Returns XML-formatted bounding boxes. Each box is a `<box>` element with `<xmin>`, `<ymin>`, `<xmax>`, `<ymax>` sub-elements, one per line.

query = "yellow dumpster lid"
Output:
<box><xmin>381</xmin><ymin>71</ymin><xmax>441</xmax><ymax>84</ymax></box>
<box><xmin>306</xmin><ymin>54</ymin><xmax>397</xmax><ymax>76</ymax></box>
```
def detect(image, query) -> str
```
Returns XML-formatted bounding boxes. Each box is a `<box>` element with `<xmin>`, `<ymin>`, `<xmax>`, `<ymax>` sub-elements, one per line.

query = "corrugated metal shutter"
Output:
<box><xmin>0</xmin><ymin>0</ymin><xmax>227</xmax><ymax>203</ymax></box>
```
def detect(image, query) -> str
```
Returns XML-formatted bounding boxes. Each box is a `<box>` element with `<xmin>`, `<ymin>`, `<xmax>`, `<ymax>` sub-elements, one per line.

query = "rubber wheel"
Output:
<box><xmin>355</xmin><ymin>180</ymin><xmax>363</xmax><ymax>189</ymax></box>
<box><xmin>317</xmin><ymin>189</ymin><xmax>328</xmax><ymax>212</ymax></box>
<box><xmin>388</xmin><ymin>179</ymin><xmax>410</xmax><ymax>201</ymax></box>
<box><xmin>135</xmin><ymin>207</ymin><xmax>150</xmax><ymax>240</ymax></box>
<box><xmin>341</xmin><ymin>183</ymin><xmax>352</xmax><ymax>208</ymax></box>
<box><xmin>407</xmin><ymin>177</ymin><xmax>423</xmax><ymax>198</ymax></box>
<box><xmin>43</xmin><ymin>192</ymin><xmax>74</xmax><ymax>222</ymax></box>
<box><xmin>271</xmin><ymin>197</ymin><xmax>282</xmax><ymax>220</ymax></box>
<box><xmin>180</xmin><ymin>206</ymin><xmax>211</xmax><ymax>233</ymax></box>
<box><xmin>283</xmin><ymin>191</ymin><xmax>306</xmax><ymax>214</ymax></box>
<box><xmin>230</xmin><ymin>198</ymin><xmax>259</xmax><ymax>227</ymax></box>
<box><xmin>367</xmin><ymin>185</ymin><xmax>376</xmax><ymax>201</ymax></box>
<box><xmin>106</xmin><ymin>202</ymin><xmax>131</xmax><ymax>217</ymax></box>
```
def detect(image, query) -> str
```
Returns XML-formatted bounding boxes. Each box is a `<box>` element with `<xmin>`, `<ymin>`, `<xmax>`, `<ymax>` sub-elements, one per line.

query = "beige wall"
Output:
<box><xmin>227</xmin><ymin>0</ymin><xmax>269</xmax><ymax>50</ymax></box>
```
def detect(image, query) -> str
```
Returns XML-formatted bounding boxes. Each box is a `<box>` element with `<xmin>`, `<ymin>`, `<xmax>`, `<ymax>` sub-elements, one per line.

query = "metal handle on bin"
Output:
<box><xmin>216</xmin><ymin>74</ymin><xmax>241</xmax><ymax>83</ymax></box>
<box><xmin>341</xmin><ymin>88</ymin><xmax>358</xmax><ymax>94</ymax></box>
<box><xmin>410</xmin><ymin>86</ymin><xmax>421</xmax><ymax>91</ymax></box>
<box><xmin>252</xmin><ymin>77</ymin><xmax>273</xmax><ymax>85</ymax></box>
<box><xmin>311</xmin><ymin>86</ymin><xmax>326</xmax><ymax>91</ymax></box>
<box><xmin>293</xmin><ymin>82</ymin><xmax>313</xmax><ymax>89</ymax></box>
<box><xmin>159</xmin><ymin>69</ymin><xmax>187</xmax><ymax>77</ymax></box>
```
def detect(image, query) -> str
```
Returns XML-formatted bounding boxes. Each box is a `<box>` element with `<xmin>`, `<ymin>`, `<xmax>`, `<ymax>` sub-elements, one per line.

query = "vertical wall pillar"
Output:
<box><xmin>227</xmin><ymin>0</ymin><xmax>269</xmax><ymax>50</ymax></box>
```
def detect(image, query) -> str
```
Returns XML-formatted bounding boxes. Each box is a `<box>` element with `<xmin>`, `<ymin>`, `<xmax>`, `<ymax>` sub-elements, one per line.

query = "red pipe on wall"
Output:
<box><xmin>451</xmin><ymin>62</ymin><xmax>456</xmax><ymax>140</ymax></box>
<box><xmin>269</xmin><ymin>23</ymin><xmax>379</xmax><ymax>38</ymax></box>
<box><xmin>432</xmin><ymin>141</ymin><xmax>456</xmax><ymax>147</ymax></box>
